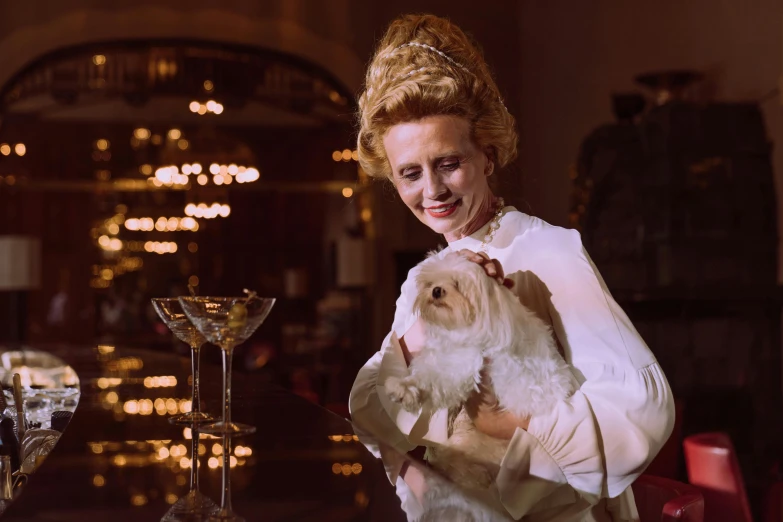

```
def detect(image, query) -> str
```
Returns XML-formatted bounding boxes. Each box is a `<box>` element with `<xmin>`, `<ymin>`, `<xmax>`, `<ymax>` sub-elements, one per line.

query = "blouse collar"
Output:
<box><xmin>446</xmin><ymin>205</ymin><xmax>517</xmax><ymax>251</ymax></box>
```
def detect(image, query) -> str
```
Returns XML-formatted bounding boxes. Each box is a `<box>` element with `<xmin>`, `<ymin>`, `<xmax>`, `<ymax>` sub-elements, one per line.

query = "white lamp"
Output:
<box><xmin>0</xmin><ymin>236</ymin><xmax>41</xmax><ymax>291</ymax></box>
<box><xmin>0</xmin><ymin>236</ymin><xmax>41</xmax><ymax>347</ymax></box>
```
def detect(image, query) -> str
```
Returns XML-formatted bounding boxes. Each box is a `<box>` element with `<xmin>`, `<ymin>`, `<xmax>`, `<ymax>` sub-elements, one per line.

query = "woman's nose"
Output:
<box><xmin>423</xmin><ymin>170</ymin><xmax>446</xmax><ymax>198</ymax></box>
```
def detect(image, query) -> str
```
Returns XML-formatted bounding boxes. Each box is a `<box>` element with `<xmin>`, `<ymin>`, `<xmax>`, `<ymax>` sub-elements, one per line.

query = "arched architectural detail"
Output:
<box><xmin>0</xmin><ymin>5</ymin><xmax>364</xmax><ymax>93</ymax></box>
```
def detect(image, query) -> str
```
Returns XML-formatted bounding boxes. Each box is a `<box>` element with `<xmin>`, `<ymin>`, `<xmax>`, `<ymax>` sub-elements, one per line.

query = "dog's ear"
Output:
<box><xmin>472</xmin><ymin>270</ymin><xmax>517</xmax><ymax>347</ymax></box>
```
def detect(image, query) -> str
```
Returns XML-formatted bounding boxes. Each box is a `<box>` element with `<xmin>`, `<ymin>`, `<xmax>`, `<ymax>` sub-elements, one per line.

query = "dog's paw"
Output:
<box><xmin>385</xmin><ymin>376</ymin><xmax>422</xmax><ymax>412</ymax></box>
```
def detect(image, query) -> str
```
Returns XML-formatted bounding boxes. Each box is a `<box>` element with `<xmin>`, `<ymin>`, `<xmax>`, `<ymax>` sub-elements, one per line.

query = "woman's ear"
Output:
<box><xmin>483</xmin><ymin>147</ymin><xmax>495</xmax><ymax>176</ymax></box>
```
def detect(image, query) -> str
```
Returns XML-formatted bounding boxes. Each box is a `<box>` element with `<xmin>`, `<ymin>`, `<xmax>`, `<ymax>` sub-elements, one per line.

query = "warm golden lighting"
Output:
<box><xmin>184</xmin><ymin>204</ymin><xmax>197</xmax><ymax>216</ymax></box>
<box><xmin>113</xmin><ymin>455</ymin><xmax>127</xmax><ymax>467</ymax></box>
<box><xmin>236</xmin><ymin>167</ymin><xmax>259</xmax><ymax>183</ymax></box>
<box><xmin>157</xmin><ymin>447</ymin><xmax>170</xmax><ymax>460</ymax></box>
<box><xmin>166</xmin><ymin>398</ymin><xmax>178</xmax><ymax>415</ymax></box>
<box><xmin>179</xmin><ymin>457</ymin><xmax>191</xmax><ymax>469</ymax></box>
<box><xmin>92</xmin><ymin>474</ymin><xmax>105</xmax><ymax>487</ymax></box>
<box><xmin>0</xmin><ymin>144</ymin><xmax>9</xmax><ymax>156</ymax></box>
<box><xmin>209</xmin><ymin>163</ymin><xmax>220</xmax><ymax>175</ymax></box>
<box><xmin>133</xmin><ymin>128</ymin><xmax>151</xmax><ymax>140</ymax></box>
<box><xmin>341</xmin><ymin>149</ymin><xmax>352</xmax><ymax>161</ymax></box>
<box><xmin>332</xmin><ymin>150</ymin><xmax>342</xmax><ymax>162</ymax></box>
<box><xmin>130</xmin><ymin>494</ymin><xmax>148</xmax><ymax>507</ymax></box>
<box><xmin>92</xmin><ymin>55</ymin><xmax>106</xmax><ymax>66</ymax></box>
<box><xmin>213</xmin><ymin>103</ymin><xmax>224</xmax><ymax>115</ymax></box>
<box><xmin>139</xmin><ymin>164</ymin><xmax>152</xmax><ymax>176</ymax></box>
<box><xmin>361</xmin><ymin>209</ymin><xmax>372</xmax><ymax>222</ymax></box>
<box><xmin>197</xmin><ymin>174</ymin><xmax>208</xmax><ymax>186</ymax></box>
<box><xmin>123</xmin><ymin>400</ymin><xmax>139</xmax><ymax>414</ymax></box>
<box><xmin>151</xmin><ymin>134</ymin><xmax>162</xmax><ymax>145</ymax></box>
<box><xmin>203</xmin><ymin>80</ymin><xmax>214</xmax><ymax>92</ymax></box>
<box><xmin>176</xmin><ymin>475</ymin><xmax>187</xmax><ymax>486</ymax></box>
<box><xmin>14</xmin><ymin>143</ymin><xmax>26</xmax><ymax>156</ymax></box>
<box><xmin>230</xmin><ymin>456</ymin><xmax>237</xmax><ymax>468</ymax></box>
<box><xmin>95</xmin><ymin>139</ymin><xmax>110</xmax><ymax>151</ymax></box>
<box><xmin>191</xmin><ymin>163</ymin><xmax>202</xmax><ymax>174</ymax></box>
<box><xmin>100</xmin><ymin>268</ymin><xmax>114</xmax><ymax>281</ymax></box>
<box><xmin>107</xmin><ymin>223</ymin><xmax>120</xmax><ymax>235</ymax></box>
<box><xmin>207</xmin><ymin>457</ymin><xmax>219</xmax><ymax>469</ymax></box>
<box><xmin>188</xmin><ymin>275</ymin><xmax>199</xmax><ymax>287</ymax></box>
<box><xmin>212</xmin><ymin>443</ymin><xmax>223</xmax><ymax>456</ymax></box>
<box><xmin>105</xmin><ymin>391</ymin><xmax>119</xmax><ymax>404</ymax></box>
<box><xmin>178</xmin><ymin>139</ymin><xmax>189</xmax><ymax>150</ymax></box>
<box><xmin>189</xmin><ymin>101</ymin><xmax>201</xmax><ymax>113</ymax></box>
<box><xmin>168</xmin><ymin>129</ymin><xmax>182</xmax><ymax>140</ymax></box>
<box><xmin>331</xmin><ymin>463</ymin><xmax>341</xmax><ymax>474</ymax></box>
<box><xmin>165</xmin><ymin>493</ymin><xmax>178</xmax><ymax>505</ymax></box>
<box><xmin>342</xmin><ymin>187</ymin><xmax>353</xmax><ymax>198</ymax></box>
<box><xmin>188</xmin><ymin>242</ymin><xmax>198</xmax><ymax>253</ymax></box>
<box><xmin>97</xmin><ymin>344</ymin><xmax>115</xmax><ymax>354</ymax></box>
<box><xmin>352</xmin><ymin>150</ymin><xmax>359</xmax><ymax>161</ymax></box>
<box><xmin>197</xmin><ymin>104</ymin><xmax>207</xmax><ymax>115</ymax></box>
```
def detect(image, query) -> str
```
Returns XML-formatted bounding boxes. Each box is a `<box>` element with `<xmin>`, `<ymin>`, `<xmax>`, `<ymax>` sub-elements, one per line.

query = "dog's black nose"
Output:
<box><xmin>432</xmin><ymin>286</ymin><xmax>443</xmax><ymax>299</ymax></box>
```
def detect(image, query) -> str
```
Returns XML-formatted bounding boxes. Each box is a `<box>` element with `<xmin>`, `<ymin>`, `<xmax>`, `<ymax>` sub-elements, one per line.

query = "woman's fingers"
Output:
<box><xmin>456</xmin><ymin>249</ymin><xmax>507</xmax><ymax>284</ymax></box>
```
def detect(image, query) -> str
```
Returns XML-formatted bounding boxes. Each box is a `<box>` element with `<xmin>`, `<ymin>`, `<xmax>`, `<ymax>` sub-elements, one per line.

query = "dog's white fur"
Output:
<box><xmin>386</xmin><ymin>251</ymin><xmax>576</xmax><ymax>489</ymax></box>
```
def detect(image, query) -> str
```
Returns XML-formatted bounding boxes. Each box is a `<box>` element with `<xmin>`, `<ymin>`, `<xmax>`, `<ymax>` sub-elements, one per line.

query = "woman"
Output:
<box><xmin>349</xmin><ymin>14</ymin><xmax>674</xmax><ymax>521</ymax></box>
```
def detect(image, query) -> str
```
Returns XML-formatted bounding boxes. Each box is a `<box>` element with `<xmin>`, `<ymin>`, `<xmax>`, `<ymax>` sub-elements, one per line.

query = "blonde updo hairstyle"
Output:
<box><xmin>357</xmin><ymin>14</ymin><xmax>517</xmax><ymax>181</ymax></box>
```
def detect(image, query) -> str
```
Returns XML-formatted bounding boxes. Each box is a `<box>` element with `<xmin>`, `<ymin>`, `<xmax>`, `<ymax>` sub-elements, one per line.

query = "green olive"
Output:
<box><xmin>227</xmin><ymin>302</ymin><xmax>248</xmax><ymax>331</ymax></box>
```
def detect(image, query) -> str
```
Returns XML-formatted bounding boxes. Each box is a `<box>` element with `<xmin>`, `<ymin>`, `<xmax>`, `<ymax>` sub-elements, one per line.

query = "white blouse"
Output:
<box><xmin>350</xmin><ymin>208</ymin><xmax>675</xmax><ymax>521</ymax></box>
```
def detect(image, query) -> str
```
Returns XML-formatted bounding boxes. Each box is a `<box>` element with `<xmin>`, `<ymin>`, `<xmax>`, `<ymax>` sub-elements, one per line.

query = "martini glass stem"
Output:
<box><xmin>190</xmin><ymin>343</ymin><xmax>203</xmax><ymax>418</ymax></box>
<box><xmin>191</xmin><ymin>426</ymin><xmax>201</xmax><ymax>493</ymax></box>
<box><xmin>220</xmin><ymin>433</ymin><xmax>233</xmax><ymax>516</ymax></box>
<box><xmin>221</xmin><ymin>345</ymin><xmax>235</xmax><ymax>429</ymax></box>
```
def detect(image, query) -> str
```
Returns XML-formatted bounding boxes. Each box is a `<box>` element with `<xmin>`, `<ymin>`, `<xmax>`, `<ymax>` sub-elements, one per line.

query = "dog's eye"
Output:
<box><xmin>452</xmin><ymin>279</ymin><xmax>459</xmax><ymax>290</ymax></box>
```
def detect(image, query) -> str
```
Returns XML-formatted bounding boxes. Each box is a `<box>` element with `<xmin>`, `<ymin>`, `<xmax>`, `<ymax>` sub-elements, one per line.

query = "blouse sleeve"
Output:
<box><xmin>495</xmin><ymin>227</ymin><xmax>675</xmax><ymax>517</ymax></box>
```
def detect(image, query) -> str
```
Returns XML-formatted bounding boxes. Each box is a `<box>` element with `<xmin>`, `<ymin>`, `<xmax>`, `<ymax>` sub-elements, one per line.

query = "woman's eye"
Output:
<box><xmin>440</xmin><ymin>161</ymin><xmax>460</xmax><ymax>171</ymax></box>
<box><xmin>402</xmin><ymin>171</ymin><xmax>420</xmax><ymax>180</ymax></box>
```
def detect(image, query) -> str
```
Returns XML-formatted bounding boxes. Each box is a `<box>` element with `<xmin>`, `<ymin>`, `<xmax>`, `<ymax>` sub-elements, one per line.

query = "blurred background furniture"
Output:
<box><xmin>683</xmin><ymin>432</ymin><xmax>753</xmax><ymax>522</ymax></box>
<box><xmin>632</xmin><ymin>474</ymin><xmax>704</xmax><ymax>522</ymax></box>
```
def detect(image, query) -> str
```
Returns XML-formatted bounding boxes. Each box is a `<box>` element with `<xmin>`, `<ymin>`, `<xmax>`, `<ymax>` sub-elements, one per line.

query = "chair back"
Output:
<box><xmin>683</xmin><ymin>432</ymin><xmax>753</xmax><ymax>522</ymax></box>
<box><xmin>632</xmin><ymin>474</ymin><xmax>704</xmax><ymax>522</ymax></box>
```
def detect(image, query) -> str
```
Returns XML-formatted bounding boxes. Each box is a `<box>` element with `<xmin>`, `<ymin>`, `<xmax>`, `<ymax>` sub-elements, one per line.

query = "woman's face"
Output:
<box><xmin>383</xmin><ymin>115</ymin><xmax>493</xmax><ymax>241</ymax></box>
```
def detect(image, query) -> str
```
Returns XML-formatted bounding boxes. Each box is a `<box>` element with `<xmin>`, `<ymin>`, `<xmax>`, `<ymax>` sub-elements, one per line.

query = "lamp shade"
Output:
<box><xmin>0</xmin><ymin>236</ymin><xmax>41</xmax><ymax>291</ymax></box>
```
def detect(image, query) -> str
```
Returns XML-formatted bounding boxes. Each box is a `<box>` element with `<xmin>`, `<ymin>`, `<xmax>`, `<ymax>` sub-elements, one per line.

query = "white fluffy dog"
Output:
<box><xmin>386</xmin><ymin>251</ymin><xmax>576</xmax><ymax>489</ymax></box>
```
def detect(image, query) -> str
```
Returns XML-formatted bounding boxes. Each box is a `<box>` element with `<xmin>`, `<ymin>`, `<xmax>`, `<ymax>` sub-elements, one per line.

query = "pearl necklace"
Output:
<box><xmin>479</xmin><ymin>197</ymin><xmax>505</xmax><ymax>253</ymax></box>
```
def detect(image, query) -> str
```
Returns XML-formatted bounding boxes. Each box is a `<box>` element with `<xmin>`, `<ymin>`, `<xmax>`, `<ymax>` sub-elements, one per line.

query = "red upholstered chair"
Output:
<box><xmin>683</xmin><ymin>432</ymin><xmax>753</xmax><ymax>522</ymax></box>
<box><xmin>632</xmin><ymin>474</ymin><xmax>704</xmax><ymax>522</ymax></box>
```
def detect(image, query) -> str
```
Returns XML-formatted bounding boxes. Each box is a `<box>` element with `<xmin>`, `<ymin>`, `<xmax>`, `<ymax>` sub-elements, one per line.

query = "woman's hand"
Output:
<box><xmin>466</xmin><ymin>367</ymin><xmax>530</xmax><ymax>439</ymax></box>
<box><xmin>455</xmin><ymin>250</ymin><xmax>515</xmax><ymax>289</ymax></box>
<box><xmin>399</xmin><ymin>318</ymin><xmax>426</xmax><ymax>366</ymax></box>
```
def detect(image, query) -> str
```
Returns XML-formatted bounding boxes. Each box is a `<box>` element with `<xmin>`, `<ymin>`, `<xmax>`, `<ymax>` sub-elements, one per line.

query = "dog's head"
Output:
<box><xmin>414</xmin><ymin>252</ymin><xmax>513</xmax><ymax>340</ymax></box>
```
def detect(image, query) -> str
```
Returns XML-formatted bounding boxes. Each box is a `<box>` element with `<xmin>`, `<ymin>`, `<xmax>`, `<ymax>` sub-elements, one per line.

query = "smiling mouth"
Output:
<box><xmin>425</xmin><ymin>199</ymin><xmax>461</xmax><ymax>217</ymax></box>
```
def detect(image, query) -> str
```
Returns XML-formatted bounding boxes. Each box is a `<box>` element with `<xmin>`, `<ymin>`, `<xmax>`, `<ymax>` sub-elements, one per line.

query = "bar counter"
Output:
<box><xmin>0</xmin><ymin>344</ymin><xmax>413</xmax><ymax>521</ymax></box>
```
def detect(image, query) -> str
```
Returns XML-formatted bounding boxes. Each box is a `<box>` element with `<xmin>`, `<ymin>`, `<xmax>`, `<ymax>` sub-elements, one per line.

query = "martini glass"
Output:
<box><xmin>150</xmin><ymin>298</ymin><xmax>213</xmax><ymax>426</ymax></box>
<box><xmin>160</xmin><ymin>422</ymin><xmax>219</xmax><ymax>522</ymax></box>
<box><xmin>151</xmin><ymin>298</ymin><xmax>218</xmax><ymax>520</ymax></box>
<box><xmin>178</xmin><ymin>296</ymin><xmax>275</xmax><ymax>436</ymax></box>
